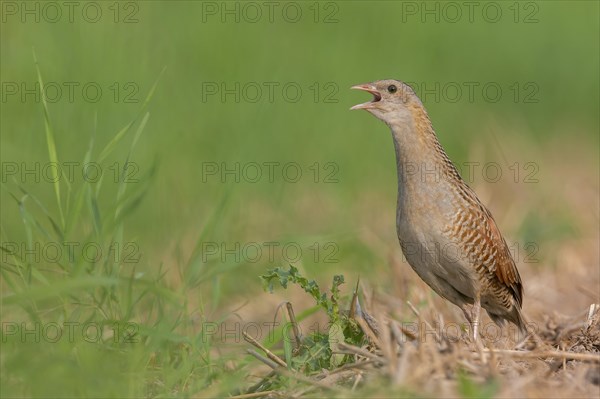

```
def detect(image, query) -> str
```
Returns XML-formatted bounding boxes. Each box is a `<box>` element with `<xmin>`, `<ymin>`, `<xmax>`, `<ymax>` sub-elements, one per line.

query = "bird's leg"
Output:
<box><xmin>461</xmin><ymin>306</ymin><xmax>473</xmax><ymax>324</ymax></box>
<box><xmin>460</xmin><ymin>295</ymin><xmax>482</xmax><ymax>341</ymax></box>
<box><xmin>471</xmin><ymin>292</ymin><xmax>481</xmax><ymax>341</ymax></box>
<box><xmin>460</xmin><ymin>305</ymin><xmax>473</xmax><ymax>339</ymax></box>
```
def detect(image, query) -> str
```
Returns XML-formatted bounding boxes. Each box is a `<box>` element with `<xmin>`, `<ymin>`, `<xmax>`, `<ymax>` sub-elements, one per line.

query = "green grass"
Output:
<box><xmin>1</xmin><ymin>62</ymin><xmax>226</xmax><ymax>397</ymax></box>
<box><xmin>1</xmin><ymin>1</ymin><xmax>599</xmax><ymax>397</ymax></box>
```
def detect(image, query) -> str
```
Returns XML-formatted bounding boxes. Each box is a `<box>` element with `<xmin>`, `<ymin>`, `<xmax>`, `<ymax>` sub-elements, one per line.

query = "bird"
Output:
<box><xmin>350</xmin><ymin>79</ymin><xmax>526</xmax><ymax>340</ymax></box>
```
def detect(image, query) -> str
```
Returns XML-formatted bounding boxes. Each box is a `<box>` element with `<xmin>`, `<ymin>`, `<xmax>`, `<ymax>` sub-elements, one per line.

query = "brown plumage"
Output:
<box><xmin>351</xmin><ymin>79</ymin><xmax>526</xmax><ymax>340</ymax></box>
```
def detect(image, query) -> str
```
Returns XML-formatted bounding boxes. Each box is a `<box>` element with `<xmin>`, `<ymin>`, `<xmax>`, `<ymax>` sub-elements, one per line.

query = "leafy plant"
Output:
<box><xmin>260</xmin><ymin>265</ymin><xmax>366</xmax><ymax>374</ymax></box>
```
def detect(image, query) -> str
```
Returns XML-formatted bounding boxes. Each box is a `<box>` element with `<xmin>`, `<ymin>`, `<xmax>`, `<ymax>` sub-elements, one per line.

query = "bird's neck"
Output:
<box><xmin>389</xmin><ymin>106</ymin><xmax>461</xmax><ymax>193</ymax></box>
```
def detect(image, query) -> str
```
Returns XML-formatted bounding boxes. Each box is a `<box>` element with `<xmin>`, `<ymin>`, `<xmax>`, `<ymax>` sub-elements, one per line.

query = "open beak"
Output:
<box><xmin>350</xmin><ymin>83</ymin><xmax>382</xmax><ymax>110</ymax></box>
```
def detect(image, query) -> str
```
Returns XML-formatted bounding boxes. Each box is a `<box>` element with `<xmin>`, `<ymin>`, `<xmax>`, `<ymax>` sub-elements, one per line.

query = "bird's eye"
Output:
<box><xmin>387</xmin><ymin>85</ymin><xmax>397</xmax><ymax>93</ymax></box>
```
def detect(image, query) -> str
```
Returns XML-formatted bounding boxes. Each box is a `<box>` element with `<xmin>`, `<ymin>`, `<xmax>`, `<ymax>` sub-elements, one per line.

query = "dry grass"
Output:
<box><xmin>214</xmin><ymin>134</ymin><xmax>600</xmax><ymax>398</ymax></box>
<box><xmin>233</xmin><ymin>290</ymin><xmax>599</xmax><ymax>398</ymax></box>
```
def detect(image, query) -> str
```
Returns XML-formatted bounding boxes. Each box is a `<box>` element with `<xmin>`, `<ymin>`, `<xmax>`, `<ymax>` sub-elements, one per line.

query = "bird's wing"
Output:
<box><xmin>444</xmin><ymin>186</ymin><xmax>524</xmax><ymax>308</ymax></box>
<box><xmin>482</xmin><ymin>207</ymin><xmax>524</xmax><ymax>307</ymax></box>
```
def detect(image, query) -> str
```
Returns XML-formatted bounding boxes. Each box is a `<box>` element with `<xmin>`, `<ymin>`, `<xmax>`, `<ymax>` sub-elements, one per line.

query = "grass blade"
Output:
<box><xmin>33</xmin><ymin>48</ymin><xmax>64</xmax><ymax>229</ymax></box>
<box><xmin>97</xmin><ymin>67</ymin><xmax>165</xmax><ymax>164</ymax></box>
<box><xmin>115</xmin><ymin>112</ymin><xmax>150</xmax><ymax>221</ymax></box>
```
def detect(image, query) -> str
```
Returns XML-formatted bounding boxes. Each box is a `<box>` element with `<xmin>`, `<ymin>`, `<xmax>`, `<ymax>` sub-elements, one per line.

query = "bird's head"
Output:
<box><xmin>350</xmin><ymin>79</ymin><xmax>421</xmax><ymax>126</ymax></box>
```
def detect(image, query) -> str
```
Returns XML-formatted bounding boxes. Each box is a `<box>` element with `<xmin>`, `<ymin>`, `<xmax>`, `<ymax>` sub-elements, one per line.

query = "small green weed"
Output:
<box><xmin>260</xmin><ymin>265</ymin><xmax>368</xmax><ymax>374</ymax></box>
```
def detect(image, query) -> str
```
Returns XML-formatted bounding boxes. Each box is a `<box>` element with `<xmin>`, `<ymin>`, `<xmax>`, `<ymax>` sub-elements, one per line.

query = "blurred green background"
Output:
<box><xmin>1</xmin><ymin>1</ymin><xmax>598</xmax><ymax>397</ymax></box>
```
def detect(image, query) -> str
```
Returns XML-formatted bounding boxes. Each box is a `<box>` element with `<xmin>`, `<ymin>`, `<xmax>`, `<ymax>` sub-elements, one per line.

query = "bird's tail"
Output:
<box><xmin>515</xmin><ymin>309</ymin><xmax>546</xmax><ymax>347</ymax></box>
<box><xmin>488</xmin><ymin>306</ymin><xmax>536</xmax><ymax>343</ymax></box>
